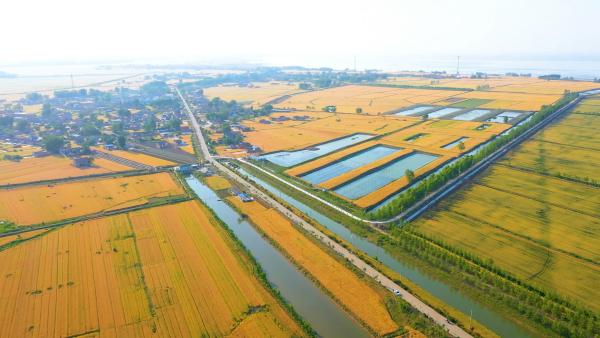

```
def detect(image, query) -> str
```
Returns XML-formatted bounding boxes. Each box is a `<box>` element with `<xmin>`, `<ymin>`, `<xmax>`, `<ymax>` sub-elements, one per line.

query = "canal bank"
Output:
<box><xmin>186</xmin><ymin>177</ymin><xmax>372</xmax><ymax>338</ymax></box>
<box><xmin>234</xmin><ymin>166</ymin><xmax>532</xmax><ymax>338</ymax></box>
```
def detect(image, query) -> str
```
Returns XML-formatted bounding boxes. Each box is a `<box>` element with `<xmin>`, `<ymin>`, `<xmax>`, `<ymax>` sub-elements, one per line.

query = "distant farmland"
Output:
<box><xmin>204</xmin><ymin>81</ymin><xmax>304</xmax><ymax>107</ymax></box>
<box><xmin>0</xmin><ymin>156</ymin><xmax>133</xmax><ymax>185</ymax></box>
<box><xmin>0</xmin><ymin>201</ymin><xmax>305</xmax><ymax>337</ymax></box>
<box><xmin>411</xmin><ymin>95</ymin><xmax>600</xmax><ymax>311</ymax></box>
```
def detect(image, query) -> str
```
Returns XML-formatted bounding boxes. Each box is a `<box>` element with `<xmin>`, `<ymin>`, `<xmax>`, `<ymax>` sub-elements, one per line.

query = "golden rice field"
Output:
<box><xmin>0</xmin><ymin>172</ymin><xmax>184</xmax><ymax>226</ymax></box>
<box><xmin>412</xmin><ymin>99</ymin><xmax>600</xmax><ymax>311</ymax></box>
<box><xmin>204</xmin><ymin>81</ymin><xmax>304</xmax><ymax>107</ymax></box>
<box><xmin>0</xmin><ymin>143</ymin><xmax>41</xmax><ymax>159</ymax></box>
<box><xmin>412</xmin><ymin>167</ymin><xmax>600</xmax><ymax>311</ymax></box>
<box><xmin>204</xmin><ymin>175</ymin><xmax>232</xmax><ymax>190</ymax></box>
<box><xmin>0</xmin><ymin>228</ymin><xmax>50</xmax><ymax>247</ymax></box>
<box><xmin>0</xmin><ymin>201</ymin><xmax>304</xmax><ymax>337</ymax></box>
<box><xmin>99</xmin><ymin>149</ymin><xmax>175</xmax><ymax>167</ymax></box>
<box><xmin>0</xmin><ymin>156</ymin><xmax>133</xmax><ymax>185</ymax></box>
<box><xmin>242</xmin><ymin>112</ymin><xmax>418</xmax><ymax>152</ymax></box>
<box><xmin>273</xmin><ymin>84</ymin><xmax>465</xmax><ymax>115</ymax></box>
<box><xmin>503</xmin><ymin>112</ymin><xmax>600</xmax><ymax>181</ymax></box>
<box><xmin>378</xmin><ymin>76</ymin><xmax>599</xmax><ymax>94</ymax></box>
<box><xmin>178</xmin><ymin>134</ymin><xmax>195</xmax><ymax>154</ymax></box>
<box><xmin>228</xmin><ymin>197</ymin><xmax>399</xmax><ymax>335</ymax></box>
<box><xmin>454</xmin><ymin>91</ymin><xmax>561</xmax><ymax>111</ymax></box>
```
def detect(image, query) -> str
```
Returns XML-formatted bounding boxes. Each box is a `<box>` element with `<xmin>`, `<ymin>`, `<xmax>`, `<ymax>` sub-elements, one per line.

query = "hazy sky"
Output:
<box><xmin>2</xmin><ymin>0</ymin><xmax>599</xmax><ymax>68</ymax></box>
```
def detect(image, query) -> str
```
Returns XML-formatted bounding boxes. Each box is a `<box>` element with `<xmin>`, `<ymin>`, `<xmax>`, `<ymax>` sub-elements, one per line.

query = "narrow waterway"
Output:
<box><xmin>186</xmin><ymin>177</ymin><xmax>371</xmax><ymax>338</ymax></box>
<box><xmin>235</xmin><ymin>168</ymin><xmax>532</xmax><ymax>338</ymax></box>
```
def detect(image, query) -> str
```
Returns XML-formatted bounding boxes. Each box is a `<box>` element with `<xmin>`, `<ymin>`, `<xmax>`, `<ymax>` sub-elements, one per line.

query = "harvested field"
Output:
<box><xmin>214</xmin><ymin>145</ymin><xmax>248</xmax><ymax>158</ymax></box>
<box><xmin>204</xmin><ymin>81</ymin><xmax>304</xmax><ymax>107</ymax></box>
<box><xmin>179</xmin><ymin>134</ymin><xmax>195</xmax><ymax>154</ymax></box>
<box><xmin>100</xmin><ymin>150</ymin><xmax>175</xmax><ymax>167</ymax></box>
<box><xmin>0</xmin><ymin>172</ymin><xmax>184</xmax><ymax>226</ymax></box>
<box><xmin>412</xmin><ymin>97</ymin><xmax>600</xmax><ymax>311</ymax></box>
<box><xmin>228</xmin><ymin>197</ymin><xmax>399</xmax><ymax>335</ymax></box>
<box><xmin>273</xmin><ymin>85</ymin><xmax>466</xmax><ymax>115</ymax></box>
<box><xmin>0</xmin><ymin>156</ymin><xmax>133</xmax><ymax>185</ymax></box>
<box><xmin>0</xmin><ymin>201</ymin><xmax>303</xmax><ymax>337</ymax></box>
<box><xmin>204</xmin><ymin>175</ymin><xmax>232</xmax><ymax>190</ymax></box>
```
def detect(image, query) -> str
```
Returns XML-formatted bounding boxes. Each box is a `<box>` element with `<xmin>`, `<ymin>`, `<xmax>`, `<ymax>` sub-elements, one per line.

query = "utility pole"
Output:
<box><xmin>456</xmin><ymin>56</ymin><xmax>460</xmax><ymax>76</ymax></box>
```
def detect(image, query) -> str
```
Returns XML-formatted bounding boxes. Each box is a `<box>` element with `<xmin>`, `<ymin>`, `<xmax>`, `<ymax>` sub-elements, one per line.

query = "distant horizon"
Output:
<box><xmin>2</xmin><ymin>54</ymin><xmax>600</xmax><ymax>80</ymax></box>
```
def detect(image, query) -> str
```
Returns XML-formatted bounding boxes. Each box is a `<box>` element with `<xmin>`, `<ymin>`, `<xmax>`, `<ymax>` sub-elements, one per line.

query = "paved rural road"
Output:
<box><xmin>175</xmin><ymin>86</ymin><xmax>473</xmax><ymax>338</ymax></box>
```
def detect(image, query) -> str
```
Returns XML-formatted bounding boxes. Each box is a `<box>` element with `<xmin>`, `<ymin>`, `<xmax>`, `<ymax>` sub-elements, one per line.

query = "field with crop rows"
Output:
<box><xmin>204</xmin><ymin>175</ymin><xmax>232</xmax><ymax>190</ymax></box>
<box><xmin>98</xmin><ymin>149</ymin><xmax>175</xmax><ymax>167</ymax></box>
<box><xmin>0</xmin><ymin>156</ymin><xmax>133</xmax><ymax>185</ymax></box>
<box><xmin>0</xmin><ymin>201</ymin><xmax>303</xmax><ymax>337</ymax></box>
<box><xmin>228</xmin><ymin>197</ymin><xmax>399</xmax><ymax>335</ymax></box>
<box><xmin>204</xmin><ymin>81</ymin><xmax>304</xmax><ymax>107</ymax></box>
<box><xmin>0</xmin><ymin>172</ymin><xmax>184</xmax><ymax>226</ymax></box>
<box><xmin>454</xmin><ymin>91</ymin><xmax>561</xmax><ymax>111</ymax></box>
<box><xmin>273</xmin><ymin>84</ymin><xmax>465</xmax><ymax>114</ymax></box>
<box><xmin>378</xmin><ymin>76</ymin><xmax>599</xmax><ymax>94</ymax></box>
<box><xmin>0</xmin><ymin>143</ymin><xmax>41</xmax><ymax>159</ymax></box>
<box><xmin>411</xmin><ymin>98</ymin><xmax>600</xmax><ymax>311</ymax></box>
<box><xmin>242</xmin><ymin>112</ymin><xmax>418</xmax><ymax>152</ymax></box>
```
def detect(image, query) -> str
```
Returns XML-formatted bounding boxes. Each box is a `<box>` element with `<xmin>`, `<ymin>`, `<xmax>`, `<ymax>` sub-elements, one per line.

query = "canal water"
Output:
<box><xmin>186</xmin><ymin>177</ymin><xmax>371</xmax><ymax>338</ymax></box>
<box><xmin>235</xmin><ymin>168</ymin><xmax>532</xmax><ymax>338</ymax></box>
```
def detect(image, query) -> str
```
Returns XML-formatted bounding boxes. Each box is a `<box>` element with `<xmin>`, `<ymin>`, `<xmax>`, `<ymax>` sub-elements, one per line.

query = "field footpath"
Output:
<box><xmin>176</xmin><ymin>86</ymin><xmax>473</xmax><ymax>338</ymax></box>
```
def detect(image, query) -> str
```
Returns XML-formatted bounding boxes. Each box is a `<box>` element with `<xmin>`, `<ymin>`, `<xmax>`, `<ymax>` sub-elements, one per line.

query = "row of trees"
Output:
<box><xmin>371</xmin><ymin>92</ymin><xmax>578</xmax><ymax>220</ymax></box>
<box><xmin>384</xmin><ymin>228</ymin><xmax>599</xmax><ymax>337</ymax></box>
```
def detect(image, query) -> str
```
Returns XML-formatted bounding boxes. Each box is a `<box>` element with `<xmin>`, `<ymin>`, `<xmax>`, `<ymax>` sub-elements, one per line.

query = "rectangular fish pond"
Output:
<box><xmin>442</xmin><ymin>137</ymin><xmax>469</xmax><ymax>149</ymax></box>
<box><xmin>259</xmin><ymin>133</ymin><xmax>373</xmax><ymax>167</ymax></box>
<box><xmin>487</xmin><ymin>111</ymin><xmax>523</xmax><ymax>123</ymax></box>
<box><xmin>301</xmin><ymin>145</ymin><xmax>401</xmax><ymax>185</ymax></box>
<box><xmin>452</xmin><ymin>109</ymin><xmax>491</xmax><ymax>121</ymax></box>
<box><xmin>394</xmin><ymin>105</ymin><xmax>436</xmax><ymax>116</ymax></box>
<box><xmin>426</xmin><ymin>107</ymin><xmax>462</xmax><ymax>118</ymax></box>
<box><xmin>334</xmin><ymin>152</ymin><xmax>439</xmax><ymax>200</ymax></box>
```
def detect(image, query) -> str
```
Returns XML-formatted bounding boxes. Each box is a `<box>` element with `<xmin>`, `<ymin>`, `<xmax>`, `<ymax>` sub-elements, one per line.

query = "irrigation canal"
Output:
<box><xmin>186</xmin><ymin>177</ymin><xmax>371</xmax><ymax>338</ymax></box>
<box><xmin>235</xmin><ymin>167</ymin><xmax>532</xmax><ymax>338</ymax></box>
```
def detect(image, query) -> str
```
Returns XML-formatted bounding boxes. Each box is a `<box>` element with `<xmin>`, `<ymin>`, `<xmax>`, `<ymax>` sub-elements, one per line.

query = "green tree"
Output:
<box><xmin>458</xmin><ymin>141</ymin><xmax>465</xmax><ymax>151</ymax></box>
<box><xmin>405</xmin><ymin>169</ymin><xmax>415</xmax><ymax>182</ymax></box>
<box><xmin>166</xmin><ymin>118</ymin><xmax>181</xmax><ymax>131</ymax></box>
<box><xmin>41</xmin><ymin>103</ymin><xmax>52</xmax><ymax>118</ymax></box>
<box><xmin>144</xmin><ymin>116</ymin><xmax>157</xmax><ymax>133</ymax></box>
<box><xmin>81</xmin><ymin>124</ymin><xmax>100</xmax><ymax>137</ymax></box>
<box><xmin>117</xmin><ymin>135</ymin><xmax>127</xmax><ymax>149</ymax></box>
<box><xmin>356</xmin><ymin>107</ymin><xmax>363</xmax><ymax>114</ymax></box>
<box><xmin>43</xmin><ymin>136</ymin><xmax>64</xmax><ymax>154</ymax></box>
<box><xmin>117</xmin><ymin>108</ymin><xmax>131</xmax><ymax>119</ymax></box>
